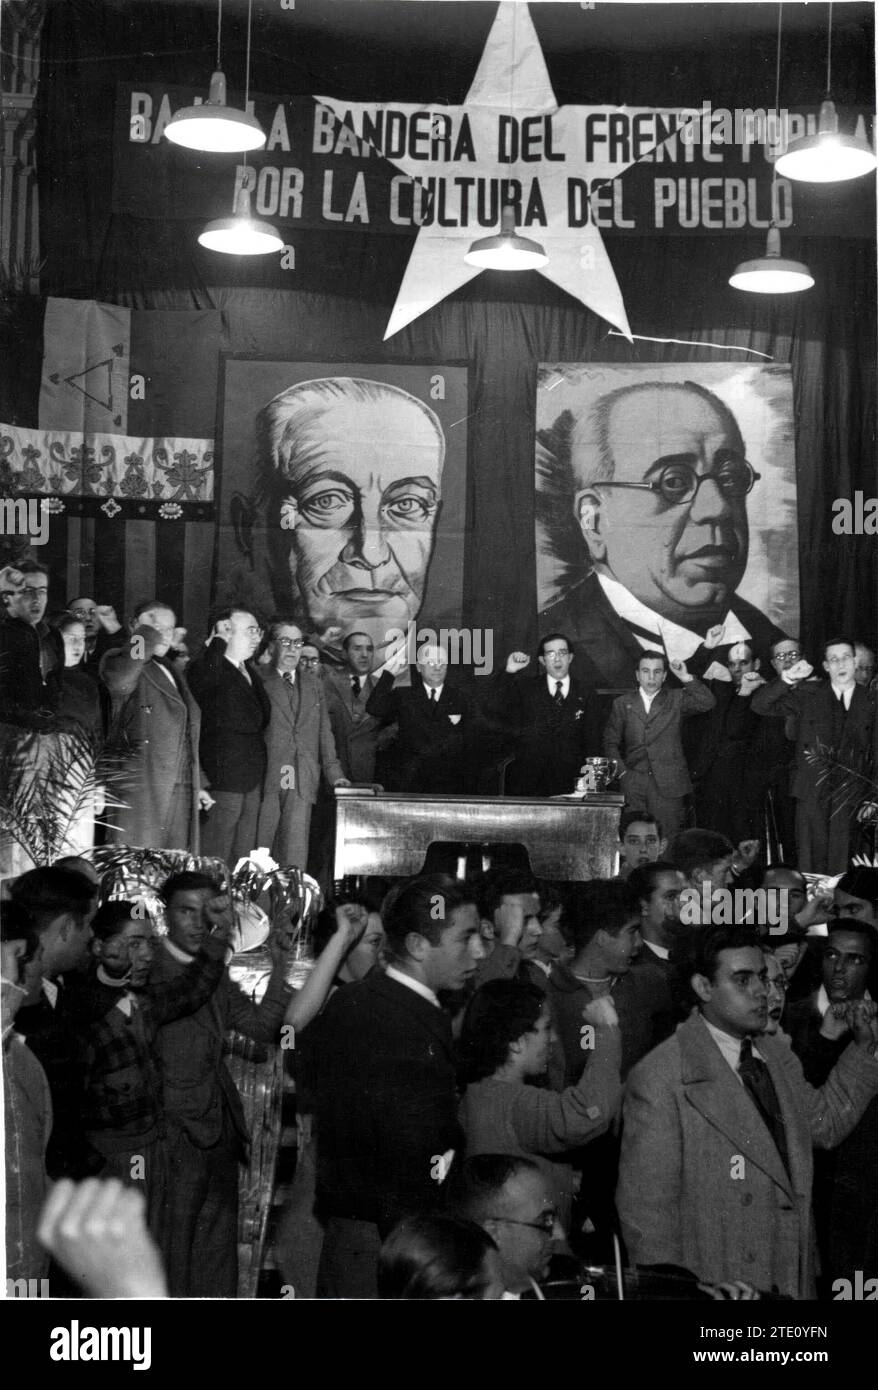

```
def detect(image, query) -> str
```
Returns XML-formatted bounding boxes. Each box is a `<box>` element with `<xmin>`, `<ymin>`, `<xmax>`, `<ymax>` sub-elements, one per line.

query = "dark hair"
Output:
<box><xmin>760</xmin><ymin>863</ymin><xmax>806</xmax><ymax>889</ymax></box>
<box><xmin>15</xmin><ymin>559</ymin><xmax>49</xmax><ymax>579</ymax></box>
<box><xmin>53</xmin><ymin>611</ymin><xmax>87</xmax><ymax>635</ymax></box>
<box><xmin>342</xmin><ymin>631</ymin><xmax>373</xmax><ymax>651</ymax></box>
<box><xmin>0</xmin><ymin>900</ymin><xmax>41</xmax><ymax>964</ymax></box>
<box><xmin>825</xmin><ymin>918</ymin><xmax>877</xmax><ymax>956</ymax></box>
<box><xmin>377</xmin><ymin>1214</ymin><xmax>498</xmax><ymax>1300</ymax></box>
<box><xmin>770</xmin><ymin>636</ymin><xmax>802</xmax><ymax>659</ymax></box>
<box><xmin>627</xmin><ymin>860</ymin><xmax>681</xmax><ymax>906</ymax></box>
<box><xmin>459</xmin><ymin>980</ymin><xmax>545</xmax><ymax>1084</ymax></box>
<box><xmin>8</xmin><ymin>867</ymin><xmax>97</xmax><ymax>931</ymax></box>
<box><xmin>91</xmin><ymin>900</ymin><xmax>141</xmax><ymax>942</ymax></box>
<box><xmin>671</xmin><ymin>924</ymin><xmax>762</xmax><ymax>1010</ymax></box>
<box><xmin>312</xmin><ymin>894</ymin><xmax>383</xmax><ymax>956</ymax></box>
<box><xmin>480</xmin><ymin>870</ymin><xmax>539</xmax><ymax>923</ymax></box>
<box><xmin>444</xmin><ymin>1154</ymin><xmax>541</xmax><ymax>1225</ymax></box>
<box><xmin>537</xmin><ymin>632</ymin><xmax>572</xmax><ymax>659</ymax></box>
<box><xmin>265</xmin><ymin>614</ymin><xmax>303</xmax><ymax>641</ymax></box>
<box><xmin>619</xmin><ymin>809</ymin><xmax>662</xmax><ymax>840</ymax></box>
<box><xmin>668</xmin><ymin>829</ymin><xmax>734</xmax><ymax>878</ymax></box>
<box><xmin>567</xmin><ymin>879</ymin><xmax>639</xmax><ymax>953</ymax></box>
<box><xmin>834</xmin><ymin>867</ymin><xmax>878</xmax><ymax>909</ymax></box>
<box><xmin>132</xmin><ymin>598</ymin><xmax>173</xmax><ymax>622</ymax></box>
<box><xmin>382</xmin><ymin>874</ymin><xmax>477</xmax><ymax>958</ymax></box>
<box><xmin>636</xmin><ymin>650</ymin><xmax>669</xmax><ymax>672</ymax></box>
<box><xmin>208</xmin><ymin>604</ymin><xmax>259</xmax><ymax>632</ymax></box>
<box><xmin>159</xmin><ymin>871</ymin><xmax>221</xmax><ymax>906</ymax></box>
<box><xmin>821</xmin><ymin>636</ymin><xmax>856</xmax><ymax>660</ymax></box>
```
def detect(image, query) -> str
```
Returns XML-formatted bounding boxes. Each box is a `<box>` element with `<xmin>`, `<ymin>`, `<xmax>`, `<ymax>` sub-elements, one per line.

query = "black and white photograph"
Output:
<box><xmin>0</xmin><ymin>0</ymin><xmax>876</xmax><ymax>1356</ymax></box>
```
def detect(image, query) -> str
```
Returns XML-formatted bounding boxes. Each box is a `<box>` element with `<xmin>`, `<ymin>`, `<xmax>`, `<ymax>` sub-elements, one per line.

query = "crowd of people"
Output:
<box><xmin>2</xmin><ymin>562</ymin><xmax>878</xmax><ymax>1300</ymax></box>
<box><xmin>1</xmin><ymin>560</ymin><xmax>876</xmax><ymax>875</ymax></box>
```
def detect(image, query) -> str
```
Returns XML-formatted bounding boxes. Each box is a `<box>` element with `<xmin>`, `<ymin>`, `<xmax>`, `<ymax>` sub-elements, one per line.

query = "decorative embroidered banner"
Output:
<box><xmin>0</xmin><ymin>425</ymin><xmax>214</xmax><ymax>517</ymax></box>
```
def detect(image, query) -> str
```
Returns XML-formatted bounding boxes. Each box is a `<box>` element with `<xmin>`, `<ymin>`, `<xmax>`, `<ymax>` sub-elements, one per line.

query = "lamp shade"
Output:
<box><xmin>165</xmin><ymin>70</ymin><xmax>266</xmax><ymax>153</ymax></box>
<box><xmin>775</xmin><ymin>99</ymin><xmax>877</xmax><ymax>183</ymax></box>
<box><xmin>198</xmin><ymin>185</ymin><xmax>283</xmax><ymax>255</ymax></box>
<box><xmin>465</xmin><ymin>205</ymin><xmax>548</xmax><ymax>270</ymax></box>
<box><xmin>729</xmin><ymin>225</ymin><xmax>814</xmax><ymax>294</ymax></box>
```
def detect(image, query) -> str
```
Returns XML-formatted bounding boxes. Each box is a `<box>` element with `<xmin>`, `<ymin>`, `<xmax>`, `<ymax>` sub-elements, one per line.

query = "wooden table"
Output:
<box><xmin>333</xmin><ymin>790</ymin><xmax>624</xmax><ymax>882</ymax></box>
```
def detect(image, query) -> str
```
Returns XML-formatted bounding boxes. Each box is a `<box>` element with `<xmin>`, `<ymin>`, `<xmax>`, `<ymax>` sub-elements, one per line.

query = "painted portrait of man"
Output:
<box><xmin>215</xmin><ymin>362</ymin><xmax>468</xmax><ymax>655</ymax></box>
<box><xmin>536</xmin><ymin>363</ymin><xmax>798</xmax><ymax>691</ymax></box>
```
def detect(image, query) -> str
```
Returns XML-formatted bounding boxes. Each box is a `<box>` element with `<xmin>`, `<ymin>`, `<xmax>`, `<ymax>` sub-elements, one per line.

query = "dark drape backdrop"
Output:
<box><xmin>11</xmin><ymin>0</ymin><xmax>877</xmax><ymax>655</ymax></box>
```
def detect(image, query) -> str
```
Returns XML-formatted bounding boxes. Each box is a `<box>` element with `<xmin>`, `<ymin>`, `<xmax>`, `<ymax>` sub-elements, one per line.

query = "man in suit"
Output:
<box><xmin>785</xmin><ymin>918</ymin><xmax>878</xmax><ymax>1288</ymax></box>
<box><xmin>366</xmin><ymin>641</ymin><xmax>481</xmax><ymax>794</ymax></box>
<box><xmin>627</xmin><ymin>860</ymin><xmax>686</xmax><ymax>980</ymax></box>
<box><xmin>683</xmin><ymin>640</ymin><xmax>769</xmax><ymax>843</ymax></box>
<box><xmin>314</xmin><ymin>875</ymin><xmax>485</xmax><ymax>1298</ymax></box>
<box><xmin>493</xmin><ymin>633</ymin><xmax>602</xmax><ymax>796</ymax></box>
<box><xmin>540</xmin><ymin>381</ymin><xmax>787</xmax><ymax>693</ymax></box>
<box><xmin>187</xmin><ymin>607</ymin><xmax>270</xmax><ymax>866</ymax></box>
<box><xmin>616</xmin><ymin>926</ymin><xmax>878</xmax><ymax>1299</ymax></box>
<box><xmin>0</xmin><ymin>559</ymin><xmax>63</xmax><ymax>728</ymax></box>
<box><xmin>604</xmin><ymin>651</ymin><xmax>715</xmax><ymax>839</ymax></box>
<box><xmin>752</xmin><ymin>637</ymin><xmax>877</xmax><ymax>872</ymax></box>
<box><xmin>150</xmin><ymin>871</ymin><xmax>296</xmax><ymax>1297</ymax></box>
<box><xmin>255</xmin><ymin>617</ymin><xmax>349</xmax><ymax>872</ymax></box>
<box><xmin>323</xmin><ymin>630</ymin><xmax>391</xmax><ymax>784</ymax></box>
<box><xmin>9</xmin><ymin>868</ymin><xmax>99</xmax><ymax>1181</ymax></box>
<box><xmin>102</xmin><ymin>600</ymin><xmax>210</xmax><ymax>852</ymax></box>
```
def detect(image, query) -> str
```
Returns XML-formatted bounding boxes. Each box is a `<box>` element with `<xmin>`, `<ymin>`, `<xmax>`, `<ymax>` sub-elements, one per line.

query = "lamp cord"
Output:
<box><xmin>217</xmin><ymin>0</ymin><xmax>222</xmax><ymax>70</ymax></box>
<box><xmin>770</xmin><ymin>2</ymin><xmax>783</xmax><ymax>224</ymax></box>
<box><xmin>826</xmin><ymin>0</ymin><xmax>833</xmax><ymax>97</ymax></box>
<box><xmin>245</xmin><ymin>0</ymin><xmax>253</xmax><ymax>108</ymax></box>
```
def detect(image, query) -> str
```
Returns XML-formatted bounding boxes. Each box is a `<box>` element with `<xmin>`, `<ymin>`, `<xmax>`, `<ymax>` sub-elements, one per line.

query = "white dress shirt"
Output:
<box><xmin>385</xmin><ymin>964</ymin><xmax>440</xmax><ymax>1008</ymax></box>
<box><xmin>702</xmin><ymin>1016</ymin><xmax>766</xmax><ymax>1081</ymax></box>
<box><xmin>547</xmin><ymin>675</ymin><xmax>571</xmax><ymax>699</ymax></box>
<box><xmin>830</xmin><ymin>684</ymin><xmax>854</xmax><ymax>710</ymax></box>
<box><xmin>425</xmin><ymin>683</ymin><xmax>444</xmax><ymax>702</ymax></box>
<box><xmin>597</xmin><ymin>573</ymin><xmax>751</xmax><ymax>664</ymax></box>
<box><xmin>639</xmin><ymin>688</ymin><xmax>658</xmax><ymax>714</ymax></box>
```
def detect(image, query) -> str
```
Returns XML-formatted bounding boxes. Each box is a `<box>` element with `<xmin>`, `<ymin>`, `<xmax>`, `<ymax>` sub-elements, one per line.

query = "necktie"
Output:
<box><xmin>430</xmin><ymin>688</ymin><xmax>438</xmax><ymax>703</ymax></box>
<box><xmin>283</xmin><ymin>671</ymin><xmax>295</xmax><ymax>688</ymax></box>
<box><xmin>554</xmin><ymin>680</ymin><xmax>564</xmax><ymax>705</ymax></box>
<box><xmin>738</xmin><ymin>1037</ymin><xmax>789</xmax><ymax>1174</ymax></box>
<box><xmin>351</xmin><ymin>675</ymin><xmax>362</xmax><ymax>698</ymax></box>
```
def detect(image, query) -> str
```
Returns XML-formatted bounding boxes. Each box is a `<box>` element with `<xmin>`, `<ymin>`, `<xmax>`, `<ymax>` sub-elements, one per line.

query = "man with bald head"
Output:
<box><xmin>256</xmin><ymin>377</ymin><xmax>446</xmax><ymax>659</ymax></box>
<box><xmin>102</xmin><ymin>600</ymin><xmax>212</xmax><ymax>850</ymax></box>
<box><xmin>541</xmin><ymin>380</ymin><xmax>786</xmax><ymax>692</ymax></box>
<box><xmin>366</xmin><ymin>640</ymin><xmax>481</xmax><ymax>794</ymax></box>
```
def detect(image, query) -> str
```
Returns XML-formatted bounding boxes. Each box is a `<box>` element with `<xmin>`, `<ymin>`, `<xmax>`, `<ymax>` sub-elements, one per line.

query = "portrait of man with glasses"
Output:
<box><xmin>536</xmin><ymin>368</ymin><xmax>795</xmax><ymax>693</ymax></box>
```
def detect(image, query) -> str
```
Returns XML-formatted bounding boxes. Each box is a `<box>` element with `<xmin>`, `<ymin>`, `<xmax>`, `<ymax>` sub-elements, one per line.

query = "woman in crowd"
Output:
<box><xmin>48</xmin><ymin>614</ymin><xmax>102</xmax><ymax>742</ymax></box>
<box><xmin>457</xmin><ymin>978</ymin><xmax>622</xmax><ymax>1228</ymax></box>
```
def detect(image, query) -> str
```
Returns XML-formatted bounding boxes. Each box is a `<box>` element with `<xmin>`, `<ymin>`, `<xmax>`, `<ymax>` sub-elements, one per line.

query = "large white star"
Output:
<box><xmin>317</xmin><ymin>2</ymin><xmax>697</xmax><ymax>340</ymax></box>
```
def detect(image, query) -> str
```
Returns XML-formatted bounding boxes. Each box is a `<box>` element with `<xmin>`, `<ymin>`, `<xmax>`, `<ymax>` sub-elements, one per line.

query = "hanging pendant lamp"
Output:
<box><xmin>198</xmin><ymin>183</ymin><xmax>283</xmax><ymax>255</ymax></box>
<box><xmin>165</xmin><ymin>0</ymin><xmax>266</xmax><ymax>153</ymax></box>
<box><xmin>465</xmin><ymin>204</ymin><xmax>548</xmax><ymax>271</ymax></box>
<box><xmin>729</xmin><ymin>6</ymin><xmax>813</xmax><ymax>295</ymax></box>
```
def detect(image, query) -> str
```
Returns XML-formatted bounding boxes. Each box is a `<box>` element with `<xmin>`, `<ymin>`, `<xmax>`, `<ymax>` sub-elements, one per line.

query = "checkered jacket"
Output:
<box><xmin>76</xmin><ymin>939</ymin><xmax>226</xmax><ymax>1141</ymax></box>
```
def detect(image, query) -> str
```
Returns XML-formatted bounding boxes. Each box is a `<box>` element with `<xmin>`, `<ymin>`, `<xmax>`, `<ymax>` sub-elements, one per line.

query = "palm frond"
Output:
<box><xmin>803</xmin><ymin>741</ymin><xmax>878</xmax><ymax>820</ymax></box>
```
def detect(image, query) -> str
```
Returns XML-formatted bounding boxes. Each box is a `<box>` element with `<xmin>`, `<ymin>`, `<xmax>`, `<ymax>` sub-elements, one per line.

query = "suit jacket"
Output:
<box><xmin>323</xmin><ymin>668</ymin><xmax>388</xmax><ymax>783</ymax></box>
<box><xmin>187</xmin><ymin>638</ymin><xmax>270</xmax><ymax>794</ymax></box>
<box><xmin>751</xmin><ymin>678</ymin><xmax>876</xmax><ymax>804</ymax></box>
<box><xmin>603</xmin><ymin>681</ymin><xmax>715</xmax><ymax>798</ymax></box>
<box><xmin>786</xmin><ymin>994</ymin><xmax>878</xmax><ymax>1276</ymax></box>
<box><xmin>102</xmin><ymin>634</ymin><xmax>203</xmax><ymax>850</ymax></box>
<box><xmin>541</xmin><ymin>572</ymin><xmax>786</xmax><ymax>693</ymax></box>
<box><xmin>616</xmin><ymin>1012</ymin><xmax>878</xmax><ymax>1298</ymax></box>
<box><xmin>0</xmin><ymin>616</ymin><xmax>64</xmax><ymax>728</ymax></box>
<box><xmin>365</xmin><ymin>668</ymin><xmax>480</xmax><ymax>794</ymax></box>
<box><xmin>492</xmin><ymin>671</ymin><xmax>603</xmax><ymax>796</ymax></box>
<box><xmin>259</xmin><ymin>666</ymin><xmax>344</xmax><ymax>804</ymax></box>
<box><xmin>314</xmin><ymin>971</ymin><xmax>462</xmax><ymax>1232</ymax></box>
<box><xmin>150</xmin><ymin>940</ymin><xmax>293</xmax><ymax>1152</ymax></box>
